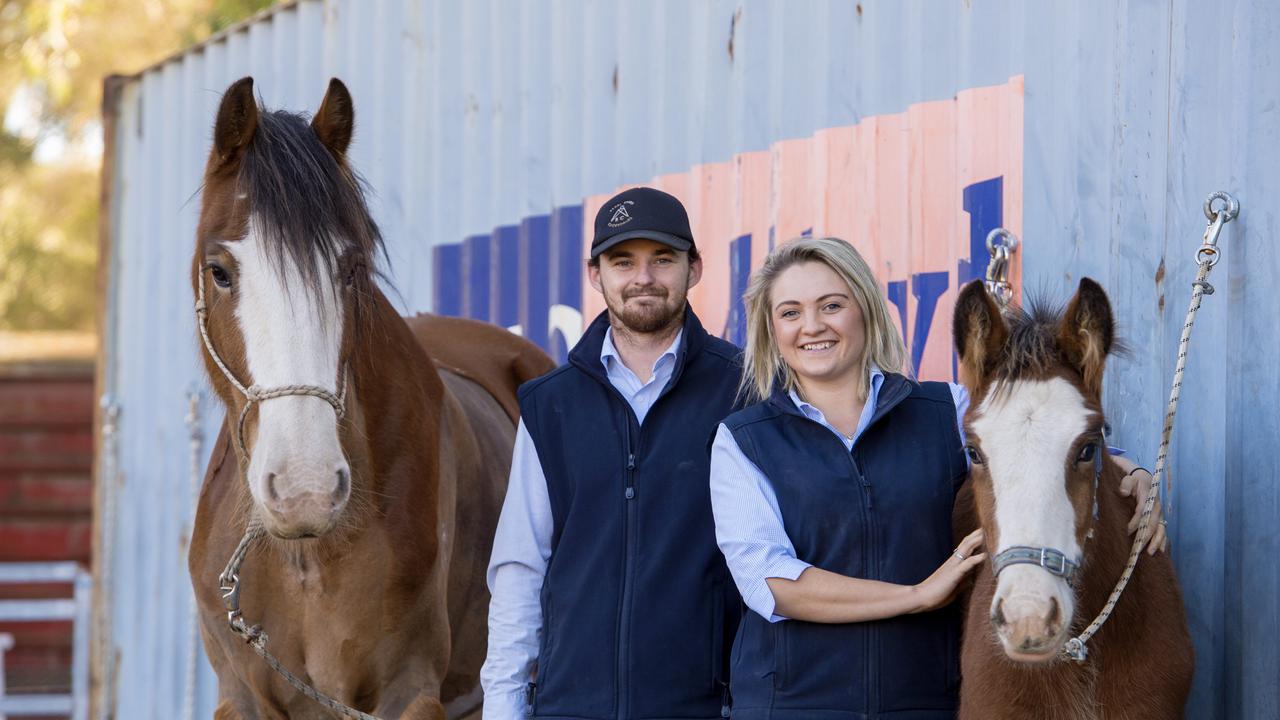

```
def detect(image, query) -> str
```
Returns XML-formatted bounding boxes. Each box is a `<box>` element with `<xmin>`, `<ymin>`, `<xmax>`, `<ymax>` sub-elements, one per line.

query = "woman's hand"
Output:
<box><xmin>911</xmin><ymin>529</ymin><xmax>986</xmax><ymax>613</ymax></box>
<box><xmin>1112</xmin><ymin>455</ymin><xmax>1167</xmax><ymax>554</ymax></box>
<box><xmin>1118</xmin><ymin>465</ymin><xmax>1168</xmax><ymax>555</ymax></box>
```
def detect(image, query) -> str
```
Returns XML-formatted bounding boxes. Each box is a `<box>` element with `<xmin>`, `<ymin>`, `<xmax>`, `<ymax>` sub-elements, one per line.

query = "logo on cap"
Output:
<box><xmin>607</xmin><ymin>201</ymin><xmax>635</xmax><ymax>228</ymax></box>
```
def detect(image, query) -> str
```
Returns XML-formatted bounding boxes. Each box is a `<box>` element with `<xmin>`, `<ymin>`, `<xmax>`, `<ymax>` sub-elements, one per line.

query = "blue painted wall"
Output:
<box><xmin>100</xmin><ymin>2</ymin><xmax>1278</xmax><ymax>718</ymax></box>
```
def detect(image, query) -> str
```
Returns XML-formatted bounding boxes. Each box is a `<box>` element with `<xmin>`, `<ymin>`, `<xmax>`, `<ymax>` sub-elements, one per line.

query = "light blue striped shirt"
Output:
<box><xmin>709</xmin><ymin>368</ymin><xmax>970</xmax><ymax>622</ymax></box>
<box><xmin>480</xmin><ymin>328</ymin><xmax>682</xmax><ymax>720</ymax></box>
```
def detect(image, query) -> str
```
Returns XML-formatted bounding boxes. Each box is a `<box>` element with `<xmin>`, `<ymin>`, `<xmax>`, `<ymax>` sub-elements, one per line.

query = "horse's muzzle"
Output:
<box><xmin>260</xmin><ymin>469</ymin><xmax>349</xmax><ymax>538</ymax></box>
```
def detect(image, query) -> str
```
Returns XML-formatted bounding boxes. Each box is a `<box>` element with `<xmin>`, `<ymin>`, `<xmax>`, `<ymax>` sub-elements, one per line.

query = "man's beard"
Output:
<box><xmin>605</xmin><ymin>285</ymin><xmax>686</xmax><ymax>334</ymax></box>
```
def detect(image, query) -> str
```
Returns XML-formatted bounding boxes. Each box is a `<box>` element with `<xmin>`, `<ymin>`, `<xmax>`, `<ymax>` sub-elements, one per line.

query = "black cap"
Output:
<box><xmin>590</xmin><ymin>187</ymin><xmax>695</xmax><ymax>259</ymax></box>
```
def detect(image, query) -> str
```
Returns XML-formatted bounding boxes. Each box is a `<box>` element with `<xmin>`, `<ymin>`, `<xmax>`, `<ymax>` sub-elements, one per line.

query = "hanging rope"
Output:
<box><xmin>1062</xmin><ymin>190</ymin><xmax>1240</xmax><ymax>663</ymax></box>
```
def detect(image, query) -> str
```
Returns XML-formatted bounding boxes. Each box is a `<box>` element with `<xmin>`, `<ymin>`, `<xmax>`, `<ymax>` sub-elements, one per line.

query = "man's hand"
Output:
<box><xmin>1115</xmin><ymin>459</ymin><xmax>1168</xmax><ymax>555</ymax></box>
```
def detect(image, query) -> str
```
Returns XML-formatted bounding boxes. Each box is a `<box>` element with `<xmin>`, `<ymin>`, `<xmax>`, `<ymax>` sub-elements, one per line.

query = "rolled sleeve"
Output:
<box><xmin>709</xmin><ymin>424</ymin><xmax>811</xmax><ymax>623</ymax></box>
<box><xmin>482</xmin><ymin>421</ymin><xmax>553</xmax><ymax>719</ymax></box>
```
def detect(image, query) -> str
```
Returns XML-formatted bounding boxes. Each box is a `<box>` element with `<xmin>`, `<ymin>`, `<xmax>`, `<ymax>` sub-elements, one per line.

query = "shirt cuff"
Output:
<box><xmin>749</xmin><ymin>556</ymin><xmax>812</xmax><ymax>623</ymax></box>
<box><xmin>482</xmin><ymin>689</ymin><xmax>531</xmax><ymax>720</ymax></box>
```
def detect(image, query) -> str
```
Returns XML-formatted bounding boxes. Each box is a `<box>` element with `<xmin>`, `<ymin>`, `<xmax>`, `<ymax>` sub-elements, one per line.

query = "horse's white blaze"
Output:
<box><xmin>971</xmin><ymin>376</ymin><xmax>1092</xmax><ymax>652</ymax></box>
<box><xmin>229</xmin><ymin>221</ymin><xmax>349</xmax><ymax>516</ymax></box>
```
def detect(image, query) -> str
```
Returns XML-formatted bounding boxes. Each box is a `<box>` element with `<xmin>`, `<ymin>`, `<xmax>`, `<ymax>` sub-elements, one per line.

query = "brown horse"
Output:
<box><xmin>187</xmin><ymin>77</ymin><xmax>553</xmax><ymax>719</ymax></box>
<box><xmin>952</xmin><ymin>279</ymin><xmax>1194</xmax><ymax>720</ymax></box>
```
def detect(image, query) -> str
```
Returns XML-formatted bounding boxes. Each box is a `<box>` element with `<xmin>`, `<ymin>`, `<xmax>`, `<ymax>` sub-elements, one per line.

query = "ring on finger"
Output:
<box><xmin>953</xmin><ymin>551</ymin><xmax>966</xmax><ymax>561</ymax></box>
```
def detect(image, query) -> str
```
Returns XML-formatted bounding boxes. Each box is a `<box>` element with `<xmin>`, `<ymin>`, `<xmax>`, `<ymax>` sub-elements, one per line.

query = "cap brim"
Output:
<box><xmin>591</xmin><ymin>230</ymin><xmax>693</xmax><ymax>258</ymax></box>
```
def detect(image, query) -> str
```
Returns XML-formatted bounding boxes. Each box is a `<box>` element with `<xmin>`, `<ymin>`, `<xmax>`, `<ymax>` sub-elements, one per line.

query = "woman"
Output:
<box><xmin>710</xmin><ymin>237</ymin><xmax>1162</xmax><ymax>719</ymax></box>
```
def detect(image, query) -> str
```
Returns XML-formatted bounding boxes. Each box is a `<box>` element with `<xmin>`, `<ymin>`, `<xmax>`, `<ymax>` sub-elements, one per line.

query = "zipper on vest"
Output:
<box><xmin>851</xmin><ymin>453</ymin><xmax>874</xmax><ymax>509</ymax></box>
<box><xmin>616</xmin><ymin>425</ymin><xmax>640</xmax><ymax>718</ymax></box>
<box><xmin>850</xmin><ymin>451</ymin><xmax>877</xmax><ymax>715</ymax></box>
<box><xmin>625</xmin><ymin>453</ymin><xmax>636</xmax><ymax>499</ymax></box>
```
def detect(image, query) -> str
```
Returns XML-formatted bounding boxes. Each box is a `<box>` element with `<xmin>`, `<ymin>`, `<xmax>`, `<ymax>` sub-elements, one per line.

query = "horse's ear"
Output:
<box><xmin>1057</xmin><ymin>277</ymin><xmax>1114</xmax><ymax>397</ymax></box>
<box><xmin>953</xmin><ymin>280</ymin><xmax>1009</xmax><ymax>392</ymax></box>
<box><xmin>312</xmin><ymin>78</ymin><xmax>354</xmax><ymax>158</ymax></box>
<box><xmin>212</xmin><ymin>77</ymin><xmax>258</xmax><ymax>168</ymax></box>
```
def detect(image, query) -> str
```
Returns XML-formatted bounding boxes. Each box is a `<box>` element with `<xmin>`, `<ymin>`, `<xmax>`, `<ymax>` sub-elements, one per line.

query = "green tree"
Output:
<box><xmin>0</xmin><ymin>0</ymin><xmax>275</xmax><ymax>333</ymax></box>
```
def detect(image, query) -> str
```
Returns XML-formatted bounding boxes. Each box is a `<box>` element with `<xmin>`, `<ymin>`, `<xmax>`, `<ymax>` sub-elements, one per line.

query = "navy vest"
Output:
<box><xmin>519</xmin><ymin>308</ymin><xmax>744</xmax><ymax>720</ymax></box>
<box><xmin>723</xmin><ymin>375</ymin><xmax>967</xmax><ymax>720</ymax></box>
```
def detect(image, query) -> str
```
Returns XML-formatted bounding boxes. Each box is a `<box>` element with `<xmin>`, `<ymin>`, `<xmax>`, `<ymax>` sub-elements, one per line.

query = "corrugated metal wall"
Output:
<box><xmin>96</xmin><ymin>1</ymin><xmax>1277</xmax><ymax>718</ymax></box>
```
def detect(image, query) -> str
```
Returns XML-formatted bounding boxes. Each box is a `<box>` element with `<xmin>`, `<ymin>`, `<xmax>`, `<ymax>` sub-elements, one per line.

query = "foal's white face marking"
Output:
<box><xmin>227</xmin><ymin>218</ymin><xmax>350</xmax><ymax>535</ymax></box>
<box><xmin>971</xmin><ymin>376</ymin><xmax>1092</xmax><ymax>658</ymax></box>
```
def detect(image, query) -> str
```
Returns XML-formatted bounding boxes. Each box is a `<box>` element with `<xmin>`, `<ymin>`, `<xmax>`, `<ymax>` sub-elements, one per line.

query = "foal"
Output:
<box><xmin>188</xmin><ymin>77</ymin><xmax>552</xmax><ymax>719</ymax></box>
<box><xmin>952</xmin><ymin>279</ymin><xmax>1193</xmax><ymax>720</ymax></box>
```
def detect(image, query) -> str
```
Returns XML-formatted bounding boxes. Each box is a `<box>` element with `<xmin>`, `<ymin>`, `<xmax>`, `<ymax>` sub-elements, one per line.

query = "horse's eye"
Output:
<box><xmin>209</xmin><ymin>263</ymin><xmax>232</xmax><ymax>289</ymax></box>
<box><xmin>965</xmin><ymin>445</ymin><xmax>985</xmax><ymax>465</ymax></box>
<box><xmin>1076</xmin><ymin>443</ymin><xmax>1097</xmax><ymax>463</ymax></box>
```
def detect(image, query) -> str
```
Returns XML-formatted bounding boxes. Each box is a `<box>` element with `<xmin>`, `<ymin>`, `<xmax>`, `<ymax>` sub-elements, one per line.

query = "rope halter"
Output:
<box><xmin>198</xmin><ymin>264</ymin><xmax>378</xmax><ymax>720</ymax></box>
<box><xmin>194</xmin><ymin>264</ymin><xmax>348</xmax><ymax>467</ymax></box>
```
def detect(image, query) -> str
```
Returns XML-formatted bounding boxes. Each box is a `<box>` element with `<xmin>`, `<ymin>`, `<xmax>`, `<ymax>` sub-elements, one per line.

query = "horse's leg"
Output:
<box><xmin>399</xmin><ymin>694</ymin><xmax>447</xmax><ymax>720</ymax></box>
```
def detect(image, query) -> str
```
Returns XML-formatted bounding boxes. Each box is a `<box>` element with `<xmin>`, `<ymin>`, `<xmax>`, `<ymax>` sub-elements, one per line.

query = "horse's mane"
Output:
<box><xmin>994</xmin><ymin>296</ymin><xmax>1065</xmax><ymax>386</ymax></box>
<box><xmin>239</xmin><ymin>109</ymin><xmax>386</xmax><ymax>296</ymax></box>
<box><xmin>990</xmin><ymin>292</ymin><xmax>1127</xmax><ymax>395</ymax></box>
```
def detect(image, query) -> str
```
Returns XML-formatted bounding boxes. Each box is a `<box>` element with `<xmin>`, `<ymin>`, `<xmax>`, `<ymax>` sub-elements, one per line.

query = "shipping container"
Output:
<box><xmin>97</xmin><ymin>1</ymin><xmax>1278</xmax><ymax>717</ymax></box>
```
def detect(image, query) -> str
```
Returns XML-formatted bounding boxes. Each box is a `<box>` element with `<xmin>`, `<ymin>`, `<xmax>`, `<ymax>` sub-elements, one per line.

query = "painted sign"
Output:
<box><xmin>434</xmin><ymin>77</ymin><xmax>1023</xmax><ymax>381</ymax></box>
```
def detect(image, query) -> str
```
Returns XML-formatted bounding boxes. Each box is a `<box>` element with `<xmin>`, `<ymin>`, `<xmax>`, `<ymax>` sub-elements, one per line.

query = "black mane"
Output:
<box><xmin>238</xmin><ymin>109</ymin><xmax>385</xmax><ymax>294</ymax></box>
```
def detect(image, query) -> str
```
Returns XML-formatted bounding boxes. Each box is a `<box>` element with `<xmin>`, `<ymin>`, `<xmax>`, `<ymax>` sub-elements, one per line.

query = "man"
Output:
<box><xmin>482</xmin><ymin>187</ymin><xmax>743</xmax><ymax>720</ymax></box>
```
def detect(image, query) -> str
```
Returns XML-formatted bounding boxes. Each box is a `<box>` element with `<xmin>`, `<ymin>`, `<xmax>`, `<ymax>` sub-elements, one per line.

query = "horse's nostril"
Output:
<box><xmin>991</xmin><ymin>598</ymin><xmax>1007</xmax><ymax>627</ymax></box>
<box><xmin>1047</xmin><ymin>597</ymin><xmax>1061</xmax><ymax>628</ymax></box>
<box><xmin>334</xmin><ymin>468</ymin><xmax>349</xmax><ymax>500</ymax></box>
<box><xmin>267</xmin><ymin>472</ymin><xmax>279</xmax><ymax>501</ymax></box>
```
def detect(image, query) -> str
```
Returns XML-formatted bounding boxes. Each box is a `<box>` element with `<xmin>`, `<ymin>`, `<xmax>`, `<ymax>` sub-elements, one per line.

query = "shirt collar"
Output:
<box><xmin>601</xmin><ymin>327</ymin><xmax>684</xmax><ymax>374</ymax></box>
<box><xmin>788</xmin><ymin>364</ymin><xmax>885</xmax><ymax>420</ymax></box>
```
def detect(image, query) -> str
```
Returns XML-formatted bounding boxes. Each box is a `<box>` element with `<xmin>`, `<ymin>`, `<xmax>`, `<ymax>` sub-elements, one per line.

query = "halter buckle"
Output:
<box><xmin>1040</xmin><ymin>547</ymin><xmax>1067</xmax><ymax>576</ymax></box>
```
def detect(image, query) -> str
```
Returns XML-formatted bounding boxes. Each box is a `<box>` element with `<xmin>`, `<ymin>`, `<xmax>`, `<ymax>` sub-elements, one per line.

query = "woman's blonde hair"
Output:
<box><xmin>739</xmin><ymin>236</ymin><xmax>908</xmax><ymax>403</ymax></box>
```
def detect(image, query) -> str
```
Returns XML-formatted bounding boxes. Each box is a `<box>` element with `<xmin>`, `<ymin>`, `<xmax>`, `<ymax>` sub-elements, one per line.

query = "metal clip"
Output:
<box><xmin>1062</xmin><ymin>637</ymin><xmax>1088</xmax><ymax>663</ymax></box>
<box><xmin>1196</xmin><ymin>191</ymin><xmax>1239</xmax><ymax>268</ymax></box>
<box><xmin>984</xmin><ymin>228</ymin><xmax>1019</xmax><ymax>307</ymax></box>
<box><xmin>220</xmin><ymin>573</ymin><xmax>241</xmax><ymax>614</ymax></box>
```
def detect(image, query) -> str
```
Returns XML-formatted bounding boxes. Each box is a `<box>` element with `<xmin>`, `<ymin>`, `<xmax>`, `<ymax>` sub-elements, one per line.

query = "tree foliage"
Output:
<box><xmin>0</xmin><ymin>0</ymin><xmax>275</xmax><ymax>332</ymax></box>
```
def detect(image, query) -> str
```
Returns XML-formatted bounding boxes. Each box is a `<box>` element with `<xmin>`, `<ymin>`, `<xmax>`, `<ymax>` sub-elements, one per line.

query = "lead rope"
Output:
<box><xmin>216</xmin><ymin>521</ymin><xmax>382</xmax><ymax>719</ymax></box>
<box><xmin>1063</xmin><ymin>191</ymin><xmax>1240</xmax><ymax>662</ymax></box>
<box><xmin>196</xmin><ymin>267</ymin><xmax>379</xmax><ymax>719</ymax></box>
